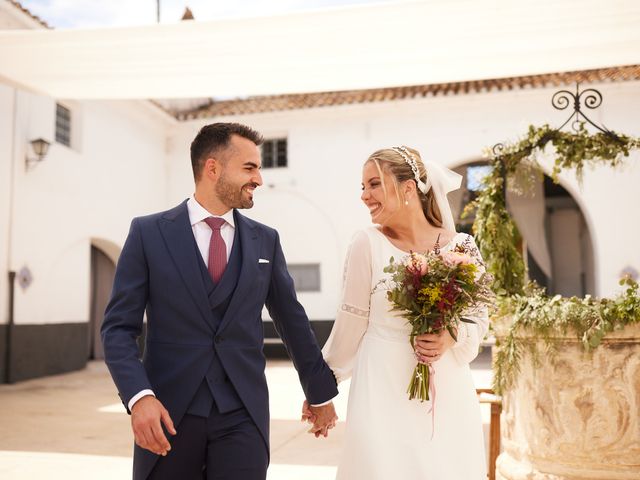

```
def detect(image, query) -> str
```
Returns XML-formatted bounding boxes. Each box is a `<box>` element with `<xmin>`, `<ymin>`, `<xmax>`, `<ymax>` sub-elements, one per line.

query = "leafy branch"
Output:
<box><xmin>464</xmin><ymin>122</ymin><xmax>640</xmax><ymax>393</ymax></box>
<box><xmin>492</xmin><ymin>277</ymin><xmax>640</xmax><ymax>394</ymax></box>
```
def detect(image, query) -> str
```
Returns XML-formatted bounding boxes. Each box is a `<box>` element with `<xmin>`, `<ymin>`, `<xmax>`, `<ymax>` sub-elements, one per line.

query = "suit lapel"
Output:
<box><xmin>158</xmin><ymin>201</ymin><xmax>213</xmax><ymax>332</ymax></box>
<box><xmin>217</xmin><ymin>210</ymin><xmax>261</xmax><ymax>335</ymax></box>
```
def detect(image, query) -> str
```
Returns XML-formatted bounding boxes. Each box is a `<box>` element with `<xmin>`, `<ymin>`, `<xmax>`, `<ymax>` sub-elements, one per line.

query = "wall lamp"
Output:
<box><xmin>26</xmin><ymin>138</ymin><xmax>51</xmax><ymax>169</ymax></box>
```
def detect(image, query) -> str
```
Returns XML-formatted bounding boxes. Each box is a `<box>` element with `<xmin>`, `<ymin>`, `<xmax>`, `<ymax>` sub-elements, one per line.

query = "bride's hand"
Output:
<box><xmin>414</xmin><ymin>329</ymin><xmax>456</xmax><ymax>363</ymax></box>
<box><xmin>301</xmin><ymin>400</ymin><xmax>338</xmax><ymax>438</ymax></box>
<box><xmin>301</xmin><ymin>400</ymin><xmax>315</xmax><ymax>423</ymax></box>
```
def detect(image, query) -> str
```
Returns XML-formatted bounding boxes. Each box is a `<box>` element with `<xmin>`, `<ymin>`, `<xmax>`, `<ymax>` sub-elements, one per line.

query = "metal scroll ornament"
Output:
<box><xmin>551</xmin><ymin>84</ymin><xmax>621</xmax><ymax>140</ymax></box>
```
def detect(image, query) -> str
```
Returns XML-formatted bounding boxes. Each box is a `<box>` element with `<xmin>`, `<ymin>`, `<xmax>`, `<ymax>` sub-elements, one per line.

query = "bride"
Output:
<box><xmin>316</xmin><ymin>146</ymin><xmax>488</xmax><ymax>479</ymax></box>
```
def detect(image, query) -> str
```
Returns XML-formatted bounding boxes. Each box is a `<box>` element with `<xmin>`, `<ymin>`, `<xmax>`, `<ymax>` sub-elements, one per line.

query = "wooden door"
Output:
<box><xmin>89</xmin><ymin>246</ymin><xmax>115</xmax><ymax>359</ymax></box>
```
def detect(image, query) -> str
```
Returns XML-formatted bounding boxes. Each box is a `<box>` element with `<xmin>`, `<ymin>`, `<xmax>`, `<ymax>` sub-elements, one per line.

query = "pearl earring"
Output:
<box><xmin>405</xmin><ymin>200</ymin><xmax>409</xmax><ymax>205</ymax></box>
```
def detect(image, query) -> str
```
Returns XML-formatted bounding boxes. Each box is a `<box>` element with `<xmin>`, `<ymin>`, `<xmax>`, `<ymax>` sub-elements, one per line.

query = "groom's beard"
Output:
<box><xmin>216</xmin><ymin>173</ymin><xmax>255</xmax><ymax>209</ymax></box>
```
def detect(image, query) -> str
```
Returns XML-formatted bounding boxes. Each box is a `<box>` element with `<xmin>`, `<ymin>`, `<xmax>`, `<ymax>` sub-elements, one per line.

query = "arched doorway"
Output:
<box><xmin>450</xmin><ymin>162</ymin><xmax>595</xmax><ymax>297</ymax></box>
<box><xmin>89</xmin><ymin>246</ymin><xmax>116</xmax><ymax>359</ymax></box>
<box><xmin>535</xmin><ymin>176</ymin><xmax>595</xmax><ymax>297</ymax></box>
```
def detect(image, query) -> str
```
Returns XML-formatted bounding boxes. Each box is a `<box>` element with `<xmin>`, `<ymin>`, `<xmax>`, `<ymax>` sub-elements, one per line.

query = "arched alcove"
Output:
<box><xmin>89</xmin><ymin>240</ymin><xmax>120</xmax><ymax>359</ymax></box>
<box><xmin>450</xmin><ymin>162</ymin><xmax>595</xmax><ymax>297</ymax></box>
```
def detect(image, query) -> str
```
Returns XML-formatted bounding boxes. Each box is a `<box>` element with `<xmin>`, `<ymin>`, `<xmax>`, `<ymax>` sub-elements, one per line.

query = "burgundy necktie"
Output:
<box><xmin>203</xmin><ymin>217</ymin><xmax>227</xmax><ymax>283</ymax></box>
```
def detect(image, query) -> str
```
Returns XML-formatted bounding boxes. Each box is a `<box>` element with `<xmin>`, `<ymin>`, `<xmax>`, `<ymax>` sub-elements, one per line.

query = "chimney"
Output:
<box><xmin>181</xmin><ymin>7</ymin><xmax>194</xmax><ymax>20</ymax></box>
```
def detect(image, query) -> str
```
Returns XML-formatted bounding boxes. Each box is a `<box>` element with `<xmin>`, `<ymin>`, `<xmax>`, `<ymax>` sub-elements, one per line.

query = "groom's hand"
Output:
<box><xmin>131</xmin><ymin>395</ymin><xmax>177</xmax><ymax>456</ymax></box>
<box><xmin>301</xmin><ymin>400</ymin><xmax>338</xmax><ymax>438</ymax></box>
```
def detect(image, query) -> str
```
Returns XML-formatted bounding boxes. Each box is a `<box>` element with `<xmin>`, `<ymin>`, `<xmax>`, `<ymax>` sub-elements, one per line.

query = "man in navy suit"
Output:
<box><xmin>101</xmin><ymin>122</ymin><xmax>338</xmax><ymax>479</ymax></box>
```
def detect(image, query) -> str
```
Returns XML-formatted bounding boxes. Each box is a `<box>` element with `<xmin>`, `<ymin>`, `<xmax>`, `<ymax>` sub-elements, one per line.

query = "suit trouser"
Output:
<box><xmin>148</xmin><ymin>403</ymin><xmax>268</xmax><ymax>480</ymax></box>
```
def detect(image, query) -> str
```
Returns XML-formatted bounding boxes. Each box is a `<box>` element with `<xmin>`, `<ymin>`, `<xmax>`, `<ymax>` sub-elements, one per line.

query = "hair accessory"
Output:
<box><xmin>391</xmin><ymin>145</ymin><xmax>463</xmax><ymax>231</ymax></box>
<box><xmin>392</xmin><ymin>146</ymin><xmax>429</xmax><ymax>194</ymax></box>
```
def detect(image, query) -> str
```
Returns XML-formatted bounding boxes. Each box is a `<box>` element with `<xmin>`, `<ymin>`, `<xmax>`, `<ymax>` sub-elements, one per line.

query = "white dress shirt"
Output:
<box><xmin>128</xmin><ymin>196</ymin><xmax>234</xmax><ymax>411</ymax></box>
<box><xmin>187</xmin><ymin>195</ymin><xmax>235</xmax><ymax>264</ymax></box>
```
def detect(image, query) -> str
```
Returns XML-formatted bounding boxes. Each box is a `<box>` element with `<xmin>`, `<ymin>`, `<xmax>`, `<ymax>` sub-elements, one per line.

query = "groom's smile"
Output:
<box><xmin>214</xmin><ymin>135</ymin><xmax>263</xmax><ymax>210</ymax></box>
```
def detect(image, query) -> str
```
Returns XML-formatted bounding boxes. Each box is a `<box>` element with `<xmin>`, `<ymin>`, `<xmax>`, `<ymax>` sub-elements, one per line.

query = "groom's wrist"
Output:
<box><xmin>310</xmin><ymin>394</ymin><xmax>336</xmax><ymax>407</ymax></box>
<box><xmin>128</xmin><ymin>389</ymin><xmax>155</xmax><ymax>411</ymax></box>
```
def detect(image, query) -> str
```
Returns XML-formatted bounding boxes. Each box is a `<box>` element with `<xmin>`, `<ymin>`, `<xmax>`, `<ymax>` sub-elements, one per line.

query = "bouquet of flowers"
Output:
<box><xmin>379</xmin><ymin>238</ymin><xmax>493</xmax><ymax>402</ymax></box>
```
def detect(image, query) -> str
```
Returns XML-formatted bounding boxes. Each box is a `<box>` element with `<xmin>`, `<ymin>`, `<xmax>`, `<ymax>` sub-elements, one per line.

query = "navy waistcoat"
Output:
<box><xmin>187</xmin><ymin>227</ymin><xmax>244</xmax><ymax>417</ymax></box>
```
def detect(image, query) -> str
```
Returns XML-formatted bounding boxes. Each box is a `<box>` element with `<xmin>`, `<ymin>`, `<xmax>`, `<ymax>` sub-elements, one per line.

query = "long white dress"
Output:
<box><xmin>323</xmin><ymin>227</ymin><xmax>488</xmax><ymax>480</ymax></box>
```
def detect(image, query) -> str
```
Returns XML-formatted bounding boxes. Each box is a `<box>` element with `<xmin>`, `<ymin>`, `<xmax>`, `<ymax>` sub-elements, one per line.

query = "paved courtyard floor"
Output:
<box><xmin>0</xmin><ymin>352</ymin><xmax>493</xmax><ymax>479</ymax></box>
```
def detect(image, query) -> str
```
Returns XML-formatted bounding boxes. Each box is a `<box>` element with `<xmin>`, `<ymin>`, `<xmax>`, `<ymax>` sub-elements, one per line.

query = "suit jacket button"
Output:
<box><xmin>215</xmin><ymin>336</ymin><xmax>223</xmax><ymax>344</ymax></box>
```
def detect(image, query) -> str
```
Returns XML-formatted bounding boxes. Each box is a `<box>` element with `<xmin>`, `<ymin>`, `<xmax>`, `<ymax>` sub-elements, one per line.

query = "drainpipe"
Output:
<box><xmin>5</xmin><ymin>88</ymin><xmax>18</xmax><ymax>383</ymax></box>
<box><xmin>5</xmin><ymin>271</ymin><xmax>15</xmax><ymax>383</ymax></box>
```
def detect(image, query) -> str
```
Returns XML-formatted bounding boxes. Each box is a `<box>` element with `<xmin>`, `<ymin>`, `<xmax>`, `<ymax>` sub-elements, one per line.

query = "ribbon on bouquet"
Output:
<box><xmin>427</xmin><ymin>363</ymin><xmax>436</xmax><ymax>440</ymax></box>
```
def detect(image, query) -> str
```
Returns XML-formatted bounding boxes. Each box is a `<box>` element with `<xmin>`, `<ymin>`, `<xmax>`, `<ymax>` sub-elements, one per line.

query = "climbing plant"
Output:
<box><xmin>463</xmin><ymin>86</ymin><xmax>640</xmax><ymax>394</ymax></box>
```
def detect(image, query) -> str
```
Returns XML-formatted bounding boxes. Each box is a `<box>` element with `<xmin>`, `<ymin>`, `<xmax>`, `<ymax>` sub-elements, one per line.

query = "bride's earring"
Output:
<box><xmin>405</xmin><ymin>199</ymin><xmax>409</xmax><ymax>205</ymax></box>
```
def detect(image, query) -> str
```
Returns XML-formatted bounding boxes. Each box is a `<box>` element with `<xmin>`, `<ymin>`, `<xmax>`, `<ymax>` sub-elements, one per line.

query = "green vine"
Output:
<box><xmin>464</xmin><ymin>164</ymin><xmax>525</xmax><ymax>297</ymax></box>
<box><xmin>495</xmin><ymin>123</ymin><xmax>640</xmax><ymax>181</ymax></box>
<box><xmin>493</xmin><ymin>277</ymin><xmax>640</xmax><ymax>394</ymax></box>
<box><xmin>465</xmin><ymin>122</ymin><xmax>640</xmax><ymax>394</ymax></box>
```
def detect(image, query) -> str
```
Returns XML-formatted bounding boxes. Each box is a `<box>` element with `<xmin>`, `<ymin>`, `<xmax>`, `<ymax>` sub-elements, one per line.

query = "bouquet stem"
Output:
<box><xmin>407</xmin><ymin>362</ymin><xmax>430</xmax><ymax>401</ymax></box>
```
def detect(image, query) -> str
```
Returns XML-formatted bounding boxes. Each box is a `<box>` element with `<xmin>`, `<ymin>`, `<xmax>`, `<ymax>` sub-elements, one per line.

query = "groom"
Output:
<box><xmin>101</xmin><ymin>122</ymin><xmax>338</xmax><ymax>479</ymax></box>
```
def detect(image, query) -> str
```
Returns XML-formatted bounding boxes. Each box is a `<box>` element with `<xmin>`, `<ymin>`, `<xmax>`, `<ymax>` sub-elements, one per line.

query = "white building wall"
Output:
<box><xmin>6</xmin><ymin>93</ymin><xmax>174</xmax><ymax>327</ymax></box>
<box><xmin>167</xmin><ymin>80</ymin><xmax>640</xmax><ymax>321</ymax></box>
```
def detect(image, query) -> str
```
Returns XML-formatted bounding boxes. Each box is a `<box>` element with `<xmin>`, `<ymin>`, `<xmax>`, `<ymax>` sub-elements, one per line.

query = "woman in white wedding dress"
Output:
<box><xmin>322</xmin><ymin>147</ymin><xmax>488</xmax><ymax>480</ymax></box>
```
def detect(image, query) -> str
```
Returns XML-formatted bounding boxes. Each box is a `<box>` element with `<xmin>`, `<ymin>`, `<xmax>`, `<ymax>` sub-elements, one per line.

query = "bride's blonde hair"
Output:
<box><xmin>366</xmin><ymin>147</ymin><xmax>443</xmax><ymax>227</ymax></box>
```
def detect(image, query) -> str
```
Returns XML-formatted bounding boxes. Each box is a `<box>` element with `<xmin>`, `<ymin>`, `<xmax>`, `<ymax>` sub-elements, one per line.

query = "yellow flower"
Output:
<box><xmin>418</xmin><ymin>284</ymin><xmax>443</xmax><ymax>306</ymax></box>
<box><xmin>457</xmin><ymin>264</ymin><xmax>478</xmax><ymax>284</ymax></box>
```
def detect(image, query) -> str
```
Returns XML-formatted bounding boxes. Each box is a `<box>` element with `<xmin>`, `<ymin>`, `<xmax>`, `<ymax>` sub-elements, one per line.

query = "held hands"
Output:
<box><xmin>414</xmin><ymin>329</ymin><xmax>456</xmax><ymax>364</ymax></box>
<box><xmin>301</xmin><ymin>400</ymin><xmax>338</xmax><ymax>438</ymax></box>
<box><xmin>130</xmin><ymin>395</ymin><xmax>177</xmax><ymax>456</ymax></box>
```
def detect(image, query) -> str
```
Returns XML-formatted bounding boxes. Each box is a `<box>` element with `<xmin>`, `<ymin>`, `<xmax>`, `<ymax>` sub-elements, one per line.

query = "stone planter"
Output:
<box><xmin>495</xmin><ymin>323</ymin><xmax>640</xmax><ymax>480</ymax></box>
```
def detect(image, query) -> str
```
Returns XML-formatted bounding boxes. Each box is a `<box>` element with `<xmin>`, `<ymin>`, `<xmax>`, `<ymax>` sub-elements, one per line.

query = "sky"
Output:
<box><xmin>20</xmin><ymin>0</ymin><xmax>405</xmax><ymax>29</ymax></box>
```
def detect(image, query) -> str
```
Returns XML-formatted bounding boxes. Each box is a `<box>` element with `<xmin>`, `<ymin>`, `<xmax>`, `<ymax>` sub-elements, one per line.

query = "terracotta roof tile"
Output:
<box><xmin>177</xmin><ymin>65</ymin><xmax>640</xmax><ymax>120</ymax></box>
<box><xmin>7</xmin><ymin>0</ymin><xmax>51</xmax><ymax>29</ymax></box>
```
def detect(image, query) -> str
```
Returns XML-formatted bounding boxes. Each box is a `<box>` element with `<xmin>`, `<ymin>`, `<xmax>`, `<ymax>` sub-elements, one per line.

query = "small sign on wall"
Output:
<box><xmin>17</xmin><ymin>266</ymin><xmax>33</xmax><ymax>290</ymax></box>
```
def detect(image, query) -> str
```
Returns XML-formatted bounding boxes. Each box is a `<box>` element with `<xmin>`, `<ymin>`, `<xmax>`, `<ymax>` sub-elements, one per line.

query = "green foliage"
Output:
<box><xmin>464</xmin><ymin>166</ymin><xmax>525</xmax><ymax>296</ymax></box>
<box><xmin>466</xmin><ymin>122</ymin><xmax>640</xmax><ymax>394</ymax></box>
<box><xmin>493</xmin><ymin>278</ymin><xmax>640</xmax><ymax>394</ymax></box>
<box><xmin>466</xmin><ymin>123</ymin><xmax>640</xmax><ymax>295</ymax></box>
<box><xmin>498</xmin><ymin>123</ymin><xmax>640</xmax><ymax>181</ymax></box>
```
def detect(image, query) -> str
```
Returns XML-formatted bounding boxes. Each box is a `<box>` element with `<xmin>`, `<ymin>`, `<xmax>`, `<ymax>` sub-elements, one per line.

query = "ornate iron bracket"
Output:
<box><xmin>551</xmin><ymin>84</ymin><xmax>620</xmax><ymax>140</ymax></box>
<box><xmin>491</xmin><ymin>83</ymin><xmax>622</xmax><ymax>157</ymax></box>
<box><xmin>488</xmin><ymin>83</ymin><xmax>624</xmax><ymax>197</ymax></box>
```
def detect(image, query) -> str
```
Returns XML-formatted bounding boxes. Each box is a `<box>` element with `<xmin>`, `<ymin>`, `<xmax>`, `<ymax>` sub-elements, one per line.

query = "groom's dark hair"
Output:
<box><xmin>190</xmin><ymin>122</ymin><xmax>263</xmax><ymax>181</ymax></box>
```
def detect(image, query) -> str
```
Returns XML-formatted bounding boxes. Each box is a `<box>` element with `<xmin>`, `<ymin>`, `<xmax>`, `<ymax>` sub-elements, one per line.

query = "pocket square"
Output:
<box><xmin>258</xmin><ymin>258</ymin><xmax>270</xmax><ymax>264</ymax></box>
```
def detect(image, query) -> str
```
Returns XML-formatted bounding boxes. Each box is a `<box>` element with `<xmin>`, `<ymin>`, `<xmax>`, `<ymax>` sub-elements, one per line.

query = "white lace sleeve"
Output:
<box><xmin>450</xmin><ymin>234</ymin><xmax>490</xmax><ymax>365</ymax></box>
<box><xmin>322</xmin><ymin>230</ymin><xmax>372</xmax><ymax>383</ymax></box>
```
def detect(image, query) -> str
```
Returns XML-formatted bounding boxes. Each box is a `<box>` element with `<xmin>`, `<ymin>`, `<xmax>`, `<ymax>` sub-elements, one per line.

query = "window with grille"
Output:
<box><xmin>262</xmin><ymin>138</ymin><xmax>287</xmax><ymax>168</ymax></box>
<box><xmin>55</xmin><ymin>103</ymin><xmax>71</xmax><ymax>147</ymax></box>
<box><xmin>287</xmin><ymin>264</ymin><xmax>320</xmax><ymax>292</ymax></box>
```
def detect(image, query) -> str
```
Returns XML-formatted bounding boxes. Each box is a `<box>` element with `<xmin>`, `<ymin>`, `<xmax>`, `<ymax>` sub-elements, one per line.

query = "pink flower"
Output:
<box><xmin>405</xmin><ymin>253</ymin><xmax>428</xmax><ymax>276</ymax></box>
<box><xmin>441</xmin><ymin>251</ymin><xmax>472</xmax><ymax>266</ymax></box>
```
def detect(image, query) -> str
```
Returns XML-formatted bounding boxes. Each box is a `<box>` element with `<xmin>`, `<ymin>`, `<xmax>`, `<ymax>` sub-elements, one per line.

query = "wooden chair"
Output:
<box><xmin>476</xmin><ymin>388</ymin><xmax>502</xmax><ymax>480</ymax></box>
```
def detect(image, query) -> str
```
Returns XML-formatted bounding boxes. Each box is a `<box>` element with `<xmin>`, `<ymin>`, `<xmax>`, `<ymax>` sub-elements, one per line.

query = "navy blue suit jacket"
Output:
<box><xmin>101</xmin><ymin>201</ymin><xmax>338</xmax><ymax>460</ymax></box>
